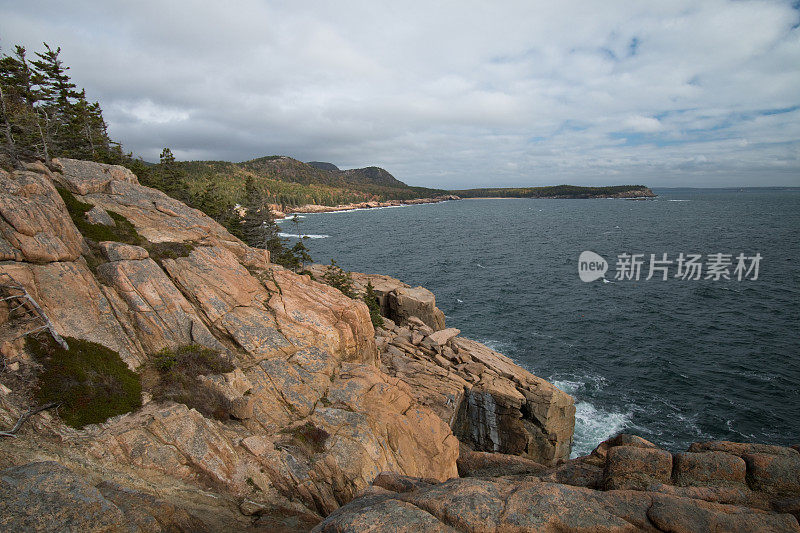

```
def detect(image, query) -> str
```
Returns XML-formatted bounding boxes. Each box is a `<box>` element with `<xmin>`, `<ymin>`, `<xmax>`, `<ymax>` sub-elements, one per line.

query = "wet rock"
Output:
<box><xmin>451</xmin><ymin>338</ymin><xmax>575</xmax><ymax>465</ymax></box>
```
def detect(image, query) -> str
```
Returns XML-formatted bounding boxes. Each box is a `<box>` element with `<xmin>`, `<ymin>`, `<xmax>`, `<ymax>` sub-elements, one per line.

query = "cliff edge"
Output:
<box><xmin>0</xmin><ymin>158</ymin><xmax>571</xmax><ymax>531</ymax></box>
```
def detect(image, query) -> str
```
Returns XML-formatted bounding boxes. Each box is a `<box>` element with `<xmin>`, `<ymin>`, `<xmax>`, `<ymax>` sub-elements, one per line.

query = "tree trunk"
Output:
<box><xmin>37</xmin><ymin>110</ymin><xmax>50</xmax><ymax>162</ymax></box>
<box><xmin>0</xmin><ymin>85</ymin><xmax>19</xmax><ymax>164</ymax></box>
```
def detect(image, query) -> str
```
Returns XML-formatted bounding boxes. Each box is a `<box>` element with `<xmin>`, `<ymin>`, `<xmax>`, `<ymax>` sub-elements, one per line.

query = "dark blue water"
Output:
<box><xmin>280</xmin><ymin>189</ymin><xmax>800</xmax><ymax>456</ymax></box>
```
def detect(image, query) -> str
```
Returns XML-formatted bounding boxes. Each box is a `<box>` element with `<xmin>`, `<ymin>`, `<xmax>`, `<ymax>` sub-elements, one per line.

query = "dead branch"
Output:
<box><xmin>0</xmin><ymin>402</ymin><xmax>59</xmax><ymax>437</ymax></box>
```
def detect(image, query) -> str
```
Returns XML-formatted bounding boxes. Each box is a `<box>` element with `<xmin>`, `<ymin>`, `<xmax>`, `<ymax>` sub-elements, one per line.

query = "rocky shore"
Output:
<box><xmin>0</xmin><ymin>158</ymin><xmax>797</xmax><ymax>532</ymax></box>
<box><xmin>271</xmin><ymin>195</ymin><xmax>461</xmax><ymax>219</ymax></box>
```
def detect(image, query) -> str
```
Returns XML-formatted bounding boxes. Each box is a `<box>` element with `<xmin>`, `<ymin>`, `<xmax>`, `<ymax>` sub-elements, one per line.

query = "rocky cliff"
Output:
<box><xmin>2</xmin><ymin>159</ymin><xmax>796</xmax><ymax>532</ymax></box>
<box><xmin>0</xmin><ymin>158</ymin><xmax>571</xmax><ymax>531</ymax></box>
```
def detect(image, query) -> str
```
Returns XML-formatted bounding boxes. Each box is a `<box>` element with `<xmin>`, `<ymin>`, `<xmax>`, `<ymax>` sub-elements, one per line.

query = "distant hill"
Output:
<box><xmin>307</xmin><ymin>161</ymin><xmax>340</xmax><ymax>171</ymax></box>
<box><xmin>340</xmin><ymin>166</ymin><xmax>407</xmax><ymax>188</ymax></box>
<box><xmin>172</xmin><ymin>155</ymin><xmax>446</xmax><ymax>209</ymax></box>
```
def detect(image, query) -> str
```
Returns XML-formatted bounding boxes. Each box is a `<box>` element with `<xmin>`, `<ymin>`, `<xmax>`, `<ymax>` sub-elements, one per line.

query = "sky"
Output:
<box><xmin>2</xmin><ymin>1</ymin><xmax>799</xmax><ymax>188</ymax></box>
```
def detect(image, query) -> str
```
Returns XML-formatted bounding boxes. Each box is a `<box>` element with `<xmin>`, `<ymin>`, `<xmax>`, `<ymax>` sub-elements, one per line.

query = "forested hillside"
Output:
<box><xmin>452</xmin><ymin>184</ymin><xmax>655</xmax><ymax>198</ymax></box>
<box><xmin>0</xmin><ymin>41</ymin><xmax>439</xmax><ymax>270</ymax></box>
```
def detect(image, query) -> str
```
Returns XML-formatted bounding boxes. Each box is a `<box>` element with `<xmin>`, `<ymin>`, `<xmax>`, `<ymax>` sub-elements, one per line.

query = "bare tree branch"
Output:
<box><xmin>0</xmin><ymin>402</ymin><xmax>60</xmax><ymax>437</ymax></box>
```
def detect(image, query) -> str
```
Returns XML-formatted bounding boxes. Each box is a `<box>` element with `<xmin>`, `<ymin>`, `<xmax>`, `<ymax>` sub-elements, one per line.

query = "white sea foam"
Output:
<box><xmin>571</xmin><ymin>401</ymin><xmax>633</xmax><ymax>457</ymax></box>
<box><xmin>275</xmin><ymin>215</ymin><xmax>306</xmax><ymax>222</ymax></box>
<box><xmin>552</xmin><ymin>378</ymin><xmax>632</xmax><ymax>458</ymax></box>
<box><xmin>278</xmin><ymin>232</ymin><xmax>330</xmax><ymax>239</ymax></box>
<box><xmin>667</xmin><ymin>199</ymin><xmax>690</xmax><ymax>202</ymax></box>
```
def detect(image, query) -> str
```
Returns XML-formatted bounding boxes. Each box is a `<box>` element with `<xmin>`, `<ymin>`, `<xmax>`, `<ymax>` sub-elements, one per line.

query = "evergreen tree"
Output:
<box><xmin>363</xmin><ymin>281</ymin><xmax>384</xmax><ymax>328</ymax></box>
<box><xmin>322</xmin><ymin>260</ymin><xmax>356</xmax><ymax>298</ymax></box>
<box><xmin>1</xmin><ymin>41</ymin><xmax>112</xmax><ymax>163</ymax></box>
<box><xmin>241</xmin><ymin>175</ymin><xmax>282</xmax><ymax>249</ymax></box>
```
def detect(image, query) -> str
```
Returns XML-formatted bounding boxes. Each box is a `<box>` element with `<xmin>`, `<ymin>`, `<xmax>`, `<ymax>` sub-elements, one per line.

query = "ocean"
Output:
<box><xmin>279</xmin><ymin>189</ymin><xmax>800</xmax><ymax>457</ymax></box>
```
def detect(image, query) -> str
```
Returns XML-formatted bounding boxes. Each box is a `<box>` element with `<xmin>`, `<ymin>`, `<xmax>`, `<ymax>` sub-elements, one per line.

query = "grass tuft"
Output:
<box><xmin>146</xmin><ymin>345</ymin><xmax>235</xmax><ymax>421</ymax></box>
<box><xmin>283</xmin><ymin>421</ymin><xmax>329</xmax><ymax>455</ymax></box>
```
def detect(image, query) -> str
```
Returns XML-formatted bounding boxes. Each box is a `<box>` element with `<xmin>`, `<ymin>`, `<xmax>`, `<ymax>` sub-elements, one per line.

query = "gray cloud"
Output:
<box><xmin>1</xmin><ymin>0</ymin><xmax>799</xmax><ymax>187</ymax></box>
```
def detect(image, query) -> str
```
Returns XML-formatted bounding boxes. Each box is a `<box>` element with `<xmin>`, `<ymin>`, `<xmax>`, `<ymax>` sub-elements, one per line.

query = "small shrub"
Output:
<box><xmin>147</xmin><ymin>345</ymin><xmax>235</xmax><ymax>420</ymax></box>
<box><xmin>151</xmin><ymin>348</ymin><xmax>177</xmax><ymax>372</ymax></box>
<box><xmin>28</xmin><ymin>334</ymin><xmax>142</xmax><ymax>428</ymax></box>
<box><xmin>245</xmin><ymin>477</ymin><xmax>262</xmax><ymax>492</ymax></box>
<box><xmin>284</xmin><ymin>421</ymin><xmax>329</xmax><ymax>455</ymax></box>
<box><xmin>363</xmin><ymin>281</ymin><xmax>384</xmax><ymax>329</ymax></box>
<box><xmin>145</xmin><ymin>241</ymin><xmax>195</xmax><ymax>265</ymax></box>
<box><xmin>321</xmin><ymin>260</ymin><xmax>356</xmax><ymax>298</ymax></box>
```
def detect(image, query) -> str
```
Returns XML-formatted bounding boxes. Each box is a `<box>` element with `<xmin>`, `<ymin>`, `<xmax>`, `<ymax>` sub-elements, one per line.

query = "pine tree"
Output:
<box><xmin>322</xmin><ymin>260</ymin><xmax>356</xmax><ymax>298</ymax></box>
<box><xmin>30</xmin><ymin>43</ymin><xmax>81</xmax><ymax>156</ymax></box>
<box><xmin>363</xmin><ymin>281</ymin><xmax>384</xmax><ymax>328</ymax></box>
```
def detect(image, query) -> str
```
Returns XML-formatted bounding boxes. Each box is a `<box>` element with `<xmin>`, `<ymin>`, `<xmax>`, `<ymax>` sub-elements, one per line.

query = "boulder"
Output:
<box><xmin>604</xmin><ymin>445</ymin><xmax>673</xmax><ymax>490</ymax></box>
<box><xmin>387</xmin><ymin>286</ymin><xmax>446</xmax><ymax>331</ymax></box>
<box><xmin>743</xmin><ymin>453</ymin><xmax>800</xmax><ymax>495</ymax></box>
<box><xmin>688</xmin><ymin>441</ymin><xmax>800</xmax><ymax>458</ymax></box>
<box><xmin>55</xmin><ymin>157</ymin><xmax>138</xmax><ymax>194</ymax></box>
<box><xmin>427</xmin><ymin>327</ymin><xmax>460</xmax><ymax>346</ymax></box>
<box><xmin>457</xmin><ymin>445</ymin><xmax>548</xmax><ymax>478</ymax></box>
<box><xmin>647</xmin><ymin>493</ymin><xmax>800</xmax><ymax>533</ymax></box>
<box><xmin>673</xmin><ymin>451</ymin><xmax>747</xmax><ymax>487</ymax></box>
<box><xmin>318</xmin><ymin>468</ymin><xmax>800</xmax><ymax>533</ymax></box>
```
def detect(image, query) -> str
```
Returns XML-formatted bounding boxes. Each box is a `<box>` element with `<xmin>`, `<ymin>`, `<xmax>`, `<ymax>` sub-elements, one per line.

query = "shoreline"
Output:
<box><xmin>272</xmin><ymin>189</ymin><xmax>657</xmax><ymax>217</ymax></box>
<box><xmin>272</xmin><ymin>194</ymin><xmax>460</xmax><ymax>218</ymax></box>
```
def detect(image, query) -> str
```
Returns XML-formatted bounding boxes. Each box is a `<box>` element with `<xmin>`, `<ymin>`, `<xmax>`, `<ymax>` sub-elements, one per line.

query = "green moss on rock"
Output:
<box><xmin>56</xmin><ymin>186</ymin><xmax>144</xmax><ymax>245</ymax></box>
<box><xmin>28</xmin><ymin>334</ymin><xmax>142</xmax><ymax>428</ymax></box>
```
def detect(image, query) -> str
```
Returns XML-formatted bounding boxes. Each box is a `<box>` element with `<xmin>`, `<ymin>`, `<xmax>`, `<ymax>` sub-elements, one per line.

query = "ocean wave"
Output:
<box><xmin>571</xmin><ymin>400</ymin><xmax>633</xmax><ymax>457</ymax></box>
<box><xmin>278</xmin><ymin>232</ymin><xmax>330</xmax><ymax>239</ymax></box>
<box><xmin>551</xmin><ymin>377</ymin><xmax>631</xmax><ymax>457</ymax></box>
<box><xmin>667</xmin><ymin>199</ymin><xmax>690</xmax><ymax>202</ymax></box>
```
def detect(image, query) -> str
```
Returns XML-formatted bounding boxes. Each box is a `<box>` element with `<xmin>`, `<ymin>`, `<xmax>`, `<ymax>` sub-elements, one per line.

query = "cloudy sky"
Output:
<box><xmin>2</xmin><ymin>1</ymin><xmax>799</xmax><ymax>187</ymax></box>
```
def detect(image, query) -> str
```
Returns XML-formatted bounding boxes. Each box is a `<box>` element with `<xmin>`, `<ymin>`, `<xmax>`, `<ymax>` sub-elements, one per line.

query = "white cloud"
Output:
<box><xmin>1</xmin><ymin>0</ymin><xmax>798</xmax><ymax>186</ymax></box>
